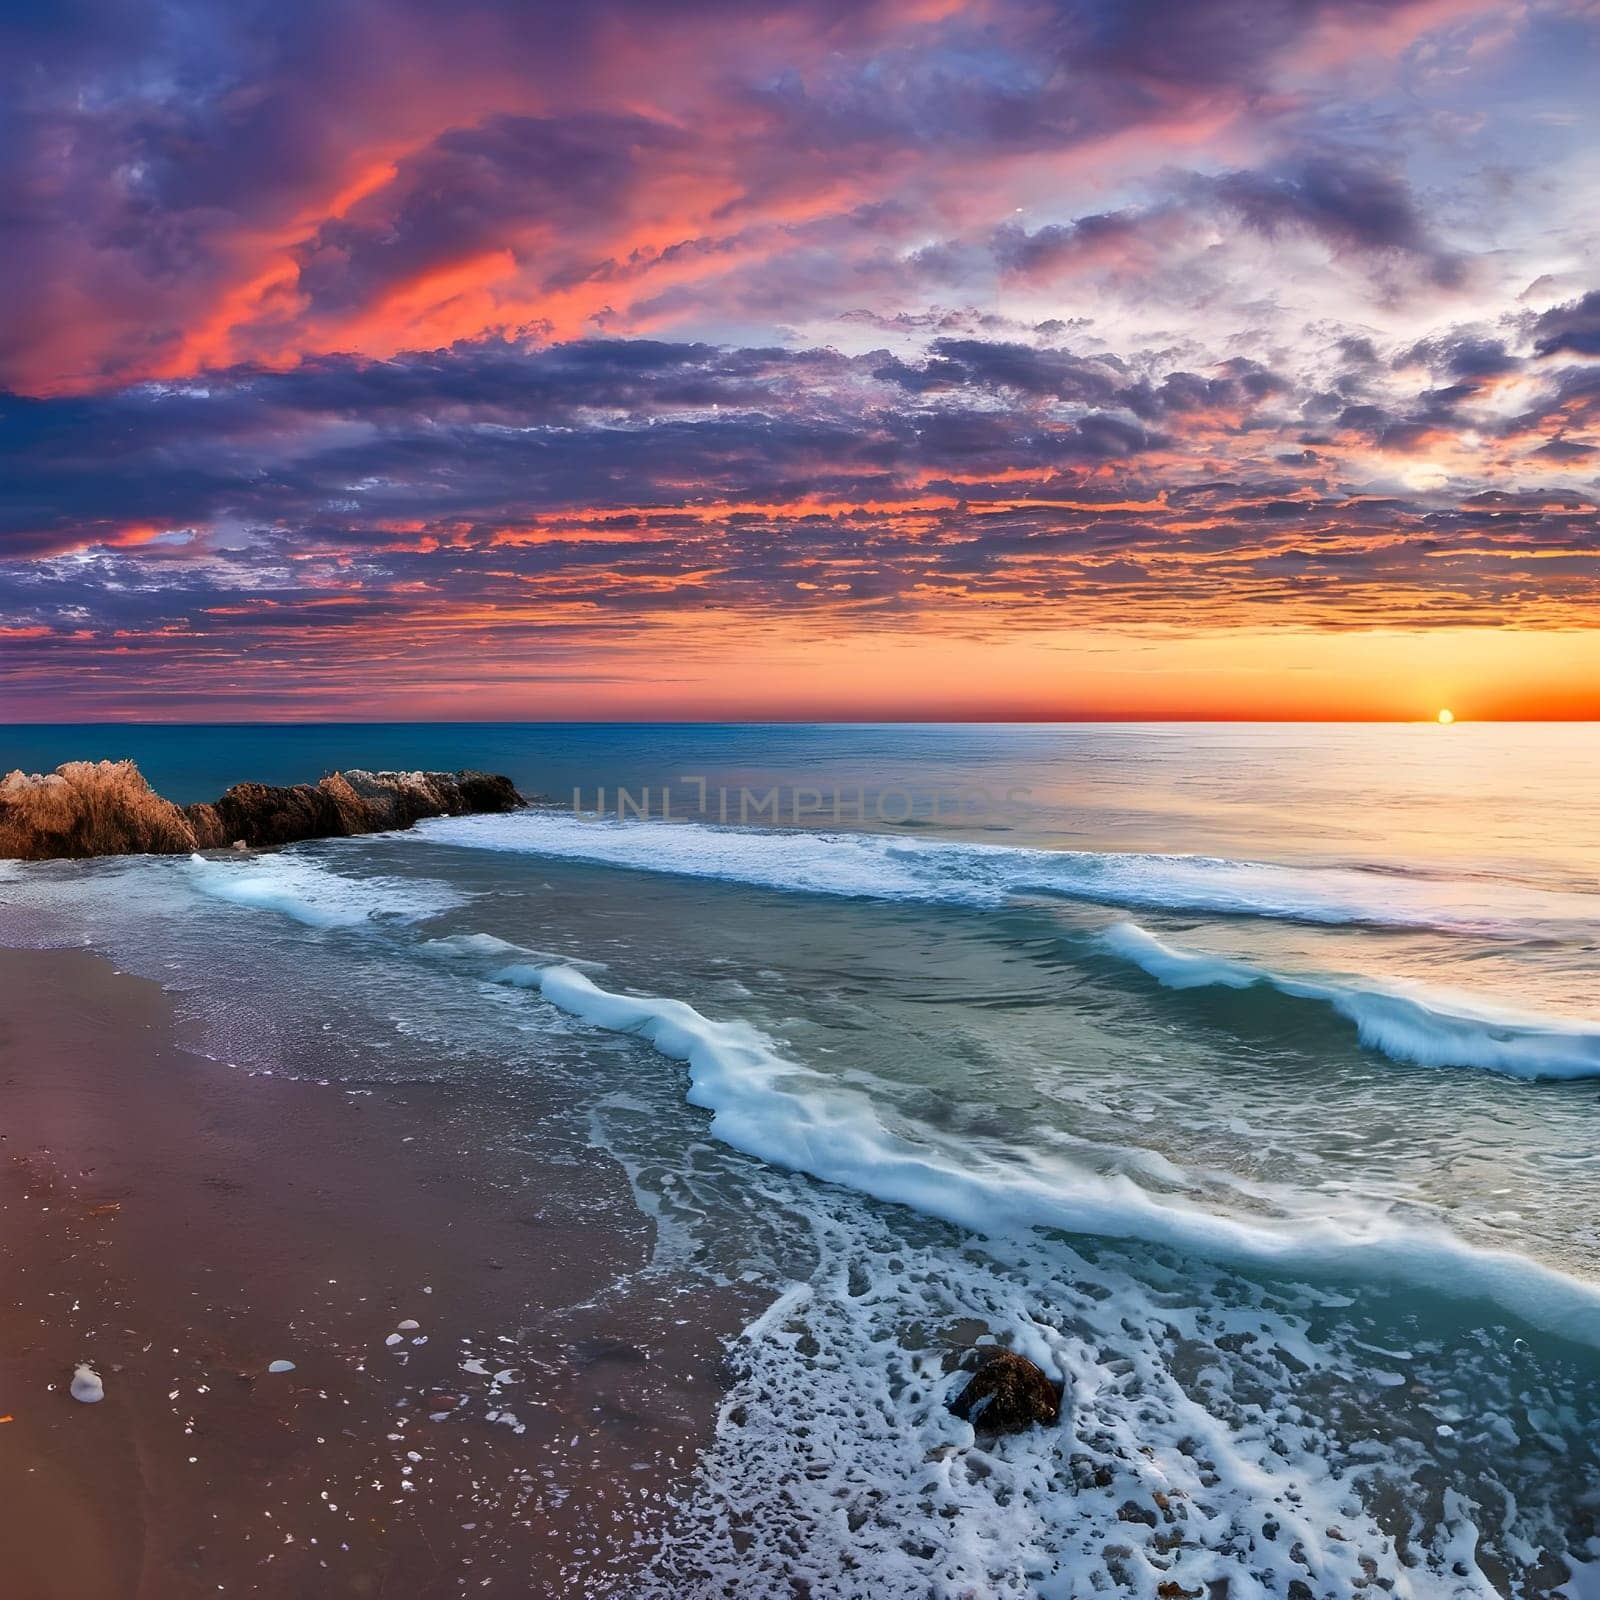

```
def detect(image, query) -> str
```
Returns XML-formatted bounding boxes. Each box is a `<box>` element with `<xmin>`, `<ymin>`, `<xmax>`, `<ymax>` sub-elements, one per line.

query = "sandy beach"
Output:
<box><xmin>0</xmin><ymin>945</ymin><xmax>748</xmax><ymax>1599</ymax></box>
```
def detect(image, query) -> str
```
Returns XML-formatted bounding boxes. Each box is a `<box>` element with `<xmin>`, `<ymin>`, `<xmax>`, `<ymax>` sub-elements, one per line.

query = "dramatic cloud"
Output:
<box><xmin>1532</xmin><ymin>291</ymin><xmax>1600</xmax><ymax>360</ymax></box>
<box><xmin>0</xmin><ymin>0</ymin><xmax>1596</xmax><ymax>715</ymax></box>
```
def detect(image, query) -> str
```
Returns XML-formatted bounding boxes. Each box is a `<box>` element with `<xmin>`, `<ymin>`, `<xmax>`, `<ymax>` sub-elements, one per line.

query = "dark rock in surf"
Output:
<box><xmin>0</xmin><ymin>760</ymin><xmax>523</xmax><ymax>861</ymax></box>
<box><xmin>340</xmin><ymin>768</ymin><xmax>521</xmax><ymax>831</ymax></box>
<box><xmin>948</xmin><ymin>1347</ymin><xmax>1064</xmax><ymax>1434</ymax></box>
<box><xmin>205</xmin><ymin>773</ymin><xmax>369</xmax><ymax>848</ymax></box>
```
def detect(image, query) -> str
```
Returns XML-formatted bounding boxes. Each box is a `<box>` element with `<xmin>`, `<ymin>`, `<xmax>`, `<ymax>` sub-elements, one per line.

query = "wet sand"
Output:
<box><xmin>0</xmin><ymin>946</ymin><xmax>750</xmax><ymax>1598</ymax></box>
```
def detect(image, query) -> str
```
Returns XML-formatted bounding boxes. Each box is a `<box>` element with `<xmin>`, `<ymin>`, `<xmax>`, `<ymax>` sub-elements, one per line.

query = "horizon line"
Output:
<box><xmin>5</xmin><ymin>715</ymin><xmax>1599</xmax><ymax>729</ymax></box>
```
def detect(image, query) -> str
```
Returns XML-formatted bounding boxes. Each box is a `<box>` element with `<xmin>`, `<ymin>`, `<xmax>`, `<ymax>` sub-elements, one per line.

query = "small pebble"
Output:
<box><xmin>70</xmin><ymin>1364</ymin><xmax>105</xmax><ymax>1404</ymax></box>
<box><xmin>267</xmin><ymin>1360</ymin><xmax>296</xmax><ymax>1374</ymax></box>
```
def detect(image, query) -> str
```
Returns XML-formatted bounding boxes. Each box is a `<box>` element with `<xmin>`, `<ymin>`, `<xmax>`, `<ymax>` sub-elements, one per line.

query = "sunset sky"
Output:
<box><xmin>2</xmin><ymin>0</ymin><xmax>1598</xmax><ymax>720</ymax></box>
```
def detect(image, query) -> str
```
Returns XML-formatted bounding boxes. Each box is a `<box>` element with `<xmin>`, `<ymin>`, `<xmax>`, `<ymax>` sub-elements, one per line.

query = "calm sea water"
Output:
<box><xmin>5</xmin><ymin>722</ymin><xmax>1600</xmax><ymax>1597</ymax></box>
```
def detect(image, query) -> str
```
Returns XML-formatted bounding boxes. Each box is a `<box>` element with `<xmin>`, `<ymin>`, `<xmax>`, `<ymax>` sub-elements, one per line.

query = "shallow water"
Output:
<box><xmin>4</xmin><ymin>721</ymin><xmax>1600</xmax><ymax>1596</ymax></box>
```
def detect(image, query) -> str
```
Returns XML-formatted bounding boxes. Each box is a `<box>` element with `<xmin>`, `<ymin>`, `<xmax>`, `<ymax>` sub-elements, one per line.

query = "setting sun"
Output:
<box><xmin>1438</xmin><ymin>709</ymin><xmax>1456</xmax><ymax>725</ymax></box>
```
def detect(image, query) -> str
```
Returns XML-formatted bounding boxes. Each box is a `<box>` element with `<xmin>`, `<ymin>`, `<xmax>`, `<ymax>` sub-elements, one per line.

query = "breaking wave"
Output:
<box><xmin>183</xmin><ymin>851</ymin><xmax>468</xmax><ymax>928</ymax></box>
<box><xmin>1100</xmin><ymin>921</ymin><xmax>1600</xmax><ymax>1080</ymax></box>
<box><xmin>416</xmin><ymin>810</ymin><xmax>1600</xmax><ymax>936</ymax></box>
<box><xmin>502</xmin><ymin>959</ymin><xmax>1600</xmax><ymax>1349</ymax></box>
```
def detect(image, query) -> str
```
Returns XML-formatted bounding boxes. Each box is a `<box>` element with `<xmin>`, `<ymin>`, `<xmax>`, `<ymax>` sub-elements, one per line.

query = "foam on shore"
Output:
<box><xmin>654</xmin><ymin>1197</ymin><xmax>1565</xmax><ymax>1599</ymax></box>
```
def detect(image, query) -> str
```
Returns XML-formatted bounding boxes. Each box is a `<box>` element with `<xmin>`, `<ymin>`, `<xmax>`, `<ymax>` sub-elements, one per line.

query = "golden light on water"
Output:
<box><xmin>1438</xmin><ymin>708</ymin><xmax>1455</xmax><ymax>725</ymax></box>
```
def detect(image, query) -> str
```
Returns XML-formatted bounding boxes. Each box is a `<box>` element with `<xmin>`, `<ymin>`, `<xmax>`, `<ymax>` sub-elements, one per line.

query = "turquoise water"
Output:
<box><xmin>4</xmin><ymin>722</ymin><xmax>1600</xmax><ymax>1596</ymax></box>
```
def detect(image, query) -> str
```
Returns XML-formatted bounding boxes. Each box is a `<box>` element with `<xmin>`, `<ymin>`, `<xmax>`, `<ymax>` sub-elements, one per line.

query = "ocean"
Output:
<box><xmin>4</xmin><ymin>721</ymin><xmax>1600</xmax><ymax>1597</ymax></box>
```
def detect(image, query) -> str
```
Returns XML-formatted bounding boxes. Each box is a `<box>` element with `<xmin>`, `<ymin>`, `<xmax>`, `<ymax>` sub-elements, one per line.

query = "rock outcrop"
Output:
<box><xmin>0</xmin><ymin>761</ymin><xmax>198</xmax><ymax>859</ymax></box>
<box><xmin>0</xmin><ymin>759</ymin><xmax>522</xmax><ymax>860</ymax></box>
<box><xmin>948</xmin><ymin>1347</ymin><xmax>1064</xmax><ymax>1434</ymax></box>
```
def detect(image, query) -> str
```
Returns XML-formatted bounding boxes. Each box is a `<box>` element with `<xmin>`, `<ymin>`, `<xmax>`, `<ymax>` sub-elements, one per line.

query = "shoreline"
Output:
<box><xmin>0</xmin><ymin>943</ymin><xmax>752</xmax><ymax>1598</ymax></box>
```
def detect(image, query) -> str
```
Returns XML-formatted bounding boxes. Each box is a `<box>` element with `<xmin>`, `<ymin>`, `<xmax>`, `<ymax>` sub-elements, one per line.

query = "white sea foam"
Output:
<box><xmin>509</xmin><ymin>961</ymin><xmax>1600</xmax><ymax>1349</ymax></box>
<box><xmin>419</xmin><ymin>931</ymin><xmax>608</xmax><ymax>973</ymax></box>
<box><xmin>420</xmin><ymin>930</ymin><xmax>526</xmax><ymax>958</ymax></box>
<box><xmin>1101</xmin><ymin>921</ymin><xmax>1600</xmax><ymax>1080</ymax></box>
<box><xmin>417</xmin><ymin>810</ymin><xmax>1600</xmax><ymax>935</ymax></box>
<box><xmin>184</xmin><ymin>852</ymin><xmax>467</xmax><ymax>928</ymax></box>
<box><xmin>656</xmin><ymin>1201</ymin><xmax>1553</xmax><ymax>1598</ymax></box>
